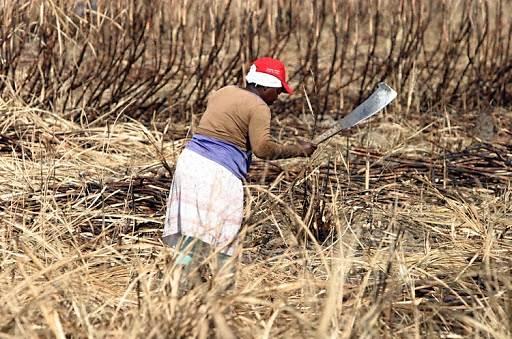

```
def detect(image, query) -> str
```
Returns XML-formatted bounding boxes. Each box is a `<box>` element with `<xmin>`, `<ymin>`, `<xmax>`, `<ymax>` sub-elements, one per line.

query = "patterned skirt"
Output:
<box><xmin>162</xmin><ymin>148</ymin><xmax>243</xmax><ymax>255</ymax></box>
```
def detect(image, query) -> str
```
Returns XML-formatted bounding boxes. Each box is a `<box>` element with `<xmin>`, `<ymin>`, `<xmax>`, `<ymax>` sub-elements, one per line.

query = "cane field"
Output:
<box><xmin>0</xmin><ymin>0</ymin><xmax>511</xmax><ymax>338</ymax></box>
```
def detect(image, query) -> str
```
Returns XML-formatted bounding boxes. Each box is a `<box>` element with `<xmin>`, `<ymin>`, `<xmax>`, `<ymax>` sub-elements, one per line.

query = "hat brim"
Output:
<box><xmin>282</xmin><ymin>81</ymin><xmax>293</xmax><ymax>95</ymax></box>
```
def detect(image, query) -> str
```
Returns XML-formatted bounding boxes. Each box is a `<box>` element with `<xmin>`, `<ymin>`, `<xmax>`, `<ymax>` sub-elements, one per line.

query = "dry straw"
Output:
<box><xmin>1</xmin><ymin>0</ymin><xmax>511</xmax><ymax>338</ymax></box>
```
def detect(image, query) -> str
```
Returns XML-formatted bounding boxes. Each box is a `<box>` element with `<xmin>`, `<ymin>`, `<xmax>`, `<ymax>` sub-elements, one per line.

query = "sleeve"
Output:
<box><xmin>248</xmin><ymin>104</ymin><xmax>304</xmax><ymax>160</ymax></box>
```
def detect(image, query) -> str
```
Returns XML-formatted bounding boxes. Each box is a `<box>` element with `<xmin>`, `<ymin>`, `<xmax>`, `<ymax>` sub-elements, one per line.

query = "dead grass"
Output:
<box><xmin>1</xmin><ymin>0</ymin><xmax>511</xmax><ymax>337</ymax></box>
<box><xmin>0</xmin><ymin>98</ymin><xmax>510</xmax><ymax>338</ymax></box>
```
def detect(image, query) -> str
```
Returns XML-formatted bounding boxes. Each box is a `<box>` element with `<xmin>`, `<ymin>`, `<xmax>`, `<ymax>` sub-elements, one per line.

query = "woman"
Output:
<box><xmin>163</xmin><ymin>57</ymin><xmax>316</xmax><ymax>279</ymax></box>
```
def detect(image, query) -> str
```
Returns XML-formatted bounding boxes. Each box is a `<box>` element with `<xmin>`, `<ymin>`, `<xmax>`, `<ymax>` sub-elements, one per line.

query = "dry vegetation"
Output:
<box><xmin>1</xmin><ymin>0</ymin><xmax>511</xmax><ymax>338</ymax></box>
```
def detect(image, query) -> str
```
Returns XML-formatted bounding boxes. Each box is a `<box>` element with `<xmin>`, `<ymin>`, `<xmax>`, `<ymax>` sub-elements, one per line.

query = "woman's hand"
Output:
<box><xmin>297</xmin><ymin>141</ymin><xmax>317</xmax><ymax>156</ymax></box>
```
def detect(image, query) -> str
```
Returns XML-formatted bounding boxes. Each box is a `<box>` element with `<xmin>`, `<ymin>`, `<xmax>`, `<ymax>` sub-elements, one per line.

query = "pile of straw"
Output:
<box><xmin>1</xmin><ymin>99</ymin><xmax>510</xmax><ymax>338</ymax></box>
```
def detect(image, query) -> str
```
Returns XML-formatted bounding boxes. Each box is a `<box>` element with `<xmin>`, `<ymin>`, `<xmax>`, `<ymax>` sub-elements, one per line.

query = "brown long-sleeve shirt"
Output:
<box><xmin>195</xmin><ymin>86</ymin><xmax>303</xmax><ymax>159</ymax></box>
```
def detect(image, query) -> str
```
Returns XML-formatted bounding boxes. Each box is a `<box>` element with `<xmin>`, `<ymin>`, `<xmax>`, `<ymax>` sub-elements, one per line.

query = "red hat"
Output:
<box><xmin>246</xmin><ymin>57</ymin><xmax>294</xmax><ymax>94</ymax></box>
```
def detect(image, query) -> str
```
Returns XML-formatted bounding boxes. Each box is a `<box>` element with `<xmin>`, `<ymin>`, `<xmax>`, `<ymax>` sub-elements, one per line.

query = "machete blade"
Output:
<box><xmin>313</xmin><ymin>82</ymin><xmax>397</xmax><ymax>145</ymax></box>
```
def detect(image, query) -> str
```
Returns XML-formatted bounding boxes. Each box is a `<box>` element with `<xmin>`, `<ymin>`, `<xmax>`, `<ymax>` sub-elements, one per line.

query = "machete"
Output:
<box><xmin>313</xmin><ymin>82</ymin><xmax>397</xmax><ymax>145</ymax></box>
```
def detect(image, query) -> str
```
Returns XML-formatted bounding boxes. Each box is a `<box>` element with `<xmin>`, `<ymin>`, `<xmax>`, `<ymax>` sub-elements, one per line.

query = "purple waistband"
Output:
<box><xmin>185</xmin><ymin>134</ymin><xmax>252</xmax><ymax>180</ymax></box>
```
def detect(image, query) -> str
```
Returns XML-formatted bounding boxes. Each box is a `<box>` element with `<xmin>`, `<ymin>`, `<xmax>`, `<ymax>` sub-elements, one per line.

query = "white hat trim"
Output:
<box><xmin>246</xmin><ymin>64</ymin><xmax>282</xmax><ymax>88</ymax></box>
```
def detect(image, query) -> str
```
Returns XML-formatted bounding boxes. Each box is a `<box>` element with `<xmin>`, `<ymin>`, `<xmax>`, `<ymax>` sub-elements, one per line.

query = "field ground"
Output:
<box><xmin>1</xmin><ymin>0</ymin><xmax>511</xmax><ymax>338</ymax></box>
<box><xmin>0</xmin><ymin>101</ymin><xmax>510</xmax><ymax>338</ymax></box>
